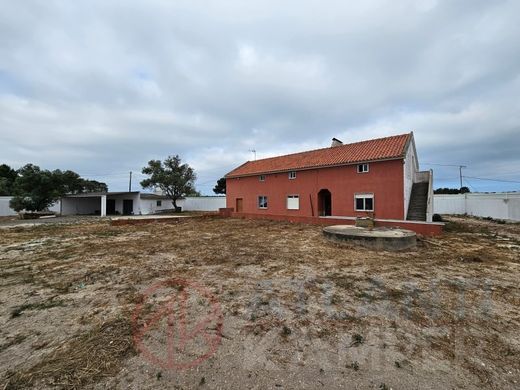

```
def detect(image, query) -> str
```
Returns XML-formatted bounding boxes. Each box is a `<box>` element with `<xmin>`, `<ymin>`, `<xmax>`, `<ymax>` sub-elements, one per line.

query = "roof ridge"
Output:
<box><xmin>242</xmin><ymin>132</ymin><xmax>411</xmax><ymax>164</ymax></box>
<box><xmin>226</xmin><ymin>132</ymin><xmax>412</xmax><ymax>178</ymax></box>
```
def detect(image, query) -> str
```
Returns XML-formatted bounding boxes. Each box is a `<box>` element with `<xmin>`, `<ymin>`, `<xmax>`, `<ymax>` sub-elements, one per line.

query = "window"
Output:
<box><xmin>289</xmin><ymin>171</ymin><xmax>296</xmax><ymax>180</ymax></box>
<box><xmin>259</xmin><ymin>175</ymin><xmax>265</xmax><ymax>181</ymax></box>
<box><xmin>258</xmin><ymin>196</ymin><xmax>268</xmax><ymax>209</ymax></box>
<box><xmin>357</xmin><ymin>163</ymin><xmax>369</xmax><ymax>173</ymax></box>
<box><xmin>355</xmin><ymin>194</ymin><xmax>374</xmax><ymax>211</ymax></box>
<box><xmin>287</xmin><ymin>195</ymin><xmax>299</xmax><ymax>210</ymax></box>
<box><xmin>156</xmin><ymin>200</ymin><xmax>162</xmax><ymax>207</ymax></box>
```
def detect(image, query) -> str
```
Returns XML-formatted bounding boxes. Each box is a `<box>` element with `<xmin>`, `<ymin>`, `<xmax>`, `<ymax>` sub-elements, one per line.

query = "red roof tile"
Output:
<box><xmin>226</xmin><ymin>133</ymin><xmax>412</xmax><ymax>178</ymax></box>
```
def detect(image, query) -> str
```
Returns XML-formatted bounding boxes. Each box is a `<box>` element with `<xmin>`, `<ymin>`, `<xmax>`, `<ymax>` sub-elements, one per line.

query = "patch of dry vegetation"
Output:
<box><xmin>4</xmin><ymin>317</ymin><xmax>135</xmax><ymax>389</ymax></box>
<box><xmin>0</xmin><ymin>215</ymin><xmax>519</xmax><ymax>388</ymax></box>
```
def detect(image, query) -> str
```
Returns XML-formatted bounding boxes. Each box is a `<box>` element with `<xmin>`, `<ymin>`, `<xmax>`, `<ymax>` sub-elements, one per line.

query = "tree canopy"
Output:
<box><xmin>0</xmin><ymin>164</ymin><xmax>17</xmax><ymax>196</ymax></box>
<box><xmin>213</xmin><ymin>177</ymin><xmax>226</xmax><ymax>195</ymax></box>
<box><xmin>8</xmin><ymin>164</ymin><xmax>108</xmax><ymax>212</ymax></box>
<box><xmin>140</xmin><ymin>155</ymin><xmax>197</xmax><ymax>210</ymax></box>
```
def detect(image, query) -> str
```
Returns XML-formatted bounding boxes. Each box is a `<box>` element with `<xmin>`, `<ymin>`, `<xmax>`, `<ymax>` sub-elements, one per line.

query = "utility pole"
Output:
<box><xmin>459</xmin><ymin>165</ymin><xmax>467</xmax><ymax>189</ymax></box>
<box><xmin>248</xmin><ymin>149</ymin><xmax>257</xmax><ymax>160</ymax></box>
<box><xmin>129</xmin><ymin>171</ymin><xmax>132</xmax><ymax>192</ymax></box>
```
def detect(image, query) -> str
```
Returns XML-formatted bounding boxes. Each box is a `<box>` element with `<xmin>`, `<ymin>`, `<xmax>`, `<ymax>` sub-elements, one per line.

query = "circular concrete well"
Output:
<box><xmin>323</xmin><ymin>225</ymin><xmax>417</xmax><ymax>251</ymax></box>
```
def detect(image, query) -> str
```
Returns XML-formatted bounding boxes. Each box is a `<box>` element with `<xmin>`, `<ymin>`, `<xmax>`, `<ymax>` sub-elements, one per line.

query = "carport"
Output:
<box><xmin>61</xmin><ymin>192</ymin><xmax>141</xmax><ymax>217</ymax></box>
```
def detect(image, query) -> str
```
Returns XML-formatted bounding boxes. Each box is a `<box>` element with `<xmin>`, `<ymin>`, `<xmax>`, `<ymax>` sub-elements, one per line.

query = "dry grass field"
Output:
<box><xmin>1</xmin><ymin>216</ymin><xmax>519</xmax><ymax>389</ymax></box>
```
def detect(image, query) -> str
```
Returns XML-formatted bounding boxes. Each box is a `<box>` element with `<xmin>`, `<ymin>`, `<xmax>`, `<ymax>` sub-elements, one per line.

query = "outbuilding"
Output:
<box><xmin>60</xmin><ymin>191</ymin><xmax>173</xmax><ymax>217</ymax></box>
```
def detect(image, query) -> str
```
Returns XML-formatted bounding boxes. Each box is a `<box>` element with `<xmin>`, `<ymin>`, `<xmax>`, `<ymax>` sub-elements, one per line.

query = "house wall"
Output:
<box><xmin>434</xmin><ymin>193</ymin><xmax>520</xmax><ymax>221</ymax></box>
<box><xmin>403</xmin><ymin>142</ymin><xmax>418</xmax><ymax>219</ymax></box>
<box><xmin>226</xmin><ymin>159</ymin><xmax>405</xmax><ymax>220</ymax></box>
<box><xmin>107</xmin><ymin>193</ymin><xmax>141</xmax><ymax>215</ymax></box>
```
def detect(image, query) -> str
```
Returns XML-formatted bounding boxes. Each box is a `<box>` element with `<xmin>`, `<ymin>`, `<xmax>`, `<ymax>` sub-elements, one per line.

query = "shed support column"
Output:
<box><xmin>101</xmin><ymin>195</ymin><xmax>107</xmax><ymax>217</ymax></box>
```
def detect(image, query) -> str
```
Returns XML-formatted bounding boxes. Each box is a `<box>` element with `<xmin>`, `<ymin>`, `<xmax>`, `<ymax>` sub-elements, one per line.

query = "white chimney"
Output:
<box><xmin>331</xmin><ymin>137</ymin><xmax>343</xmax><ymax>147</ymax></box>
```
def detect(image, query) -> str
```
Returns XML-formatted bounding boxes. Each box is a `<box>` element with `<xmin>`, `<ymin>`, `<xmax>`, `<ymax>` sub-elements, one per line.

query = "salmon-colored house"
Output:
<box><xmin>225</xmin><ymin>133</ymin><xmax>439</xmax><ymax>234</ymax></box>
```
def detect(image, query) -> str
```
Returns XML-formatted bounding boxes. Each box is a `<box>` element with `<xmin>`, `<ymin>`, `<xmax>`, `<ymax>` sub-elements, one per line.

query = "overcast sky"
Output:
<box><xmin>1</xmin><ymin>0</ymin><xmax>519</xmax><ymax>194</ymax></box>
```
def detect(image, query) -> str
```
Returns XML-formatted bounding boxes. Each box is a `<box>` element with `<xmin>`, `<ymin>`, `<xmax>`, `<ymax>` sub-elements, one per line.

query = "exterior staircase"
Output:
<box><xmin>407</xmin><ymin>182</ymin><xmax>429</xmax><ymax>221</ymax></box>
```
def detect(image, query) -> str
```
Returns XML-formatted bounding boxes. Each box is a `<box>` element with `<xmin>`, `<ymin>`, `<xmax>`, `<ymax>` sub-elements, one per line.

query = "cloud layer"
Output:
<box><xmin>1</xmin><ymin>0</ymin><xmax>519</xmax><ymax>192</ymax></box>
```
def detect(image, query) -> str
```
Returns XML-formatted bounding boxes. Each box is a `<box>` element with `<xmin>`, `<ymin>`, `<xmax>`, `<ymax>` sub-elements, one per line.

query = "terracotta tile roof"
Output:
<box><xmin>226</xmin><ymin>133</ymin><xmax>412</xmax><ymax>178</ymax></box>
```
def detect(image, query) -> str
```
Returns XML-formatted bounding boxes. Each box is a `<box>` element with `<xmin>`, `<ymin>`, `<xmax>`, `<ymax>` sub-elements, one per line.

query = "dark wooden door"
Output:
<box><xmin>123</xmin><ymin>199</ymin><xmax>133</xmax><ymax>215</ymax></box>
<box><xmin>106</xmin><ymin>199</ymin><xmax>116</xmax><ymax>215</ymax></box>
<box><xmin>236</xmin><ymin>198</ymin><xmax>243</xmax><ymax>213</ymax></box>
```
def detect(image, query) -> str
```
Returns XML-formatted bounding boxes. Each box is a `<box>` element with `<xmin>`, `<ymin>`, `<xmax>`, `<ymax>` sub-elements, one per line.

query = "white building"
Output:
<box><xmin>60</xmin><ymin>192</ymin><xmax>226</xmax><ymax>217</ymax></box>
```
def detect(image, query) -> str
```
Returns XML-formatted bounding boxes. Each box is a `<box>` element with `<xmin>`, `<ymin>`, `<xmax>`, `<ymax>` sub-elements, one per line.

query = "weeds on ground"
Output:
<box><xmin>3</xmin><ymin>317</ymin><xmax>135</xmax><ymax>389</ymax></box>
<box><xmin>0</xmin><ymin>334</ymin><xmax>27</xmax><ymax>353</ymax></box>
<box><xmin>10</xmin><ymin>300</ymin><xmax>65</xmax><ymax>318</ymax></box>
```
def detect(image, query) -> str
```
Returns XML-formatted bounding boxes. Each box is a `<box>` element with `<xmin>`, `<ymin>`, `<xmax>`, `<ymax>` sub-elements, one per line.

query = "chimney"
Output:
<box><xmin>331</xmin><ymin>137</ymin><xmax>343</xmax><ymax>147</ymax></box>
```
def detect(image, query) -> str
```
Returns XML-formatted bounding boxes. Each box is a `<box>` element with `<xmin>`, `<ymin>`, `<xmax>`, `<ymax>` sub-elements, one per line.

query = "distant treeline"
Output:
<box><xmin>434</xmin><ymin>187</ymin><xmax>471</xmax><ymax>194</ymax></box>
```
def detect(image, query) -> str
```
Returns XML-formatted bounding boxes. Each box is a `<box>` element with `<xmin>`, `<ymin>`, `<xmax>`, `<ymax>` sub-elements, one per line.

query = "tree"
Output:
<box><xmin>52</xmin><ymin>170</ymin><xmax>108</xmax><ymax>194</ymax></box>
<box><xmin>10</xmin><ymin>164</ymin><xmax>62</xmax><ymax>211</ymax></box>
<box><xmin>140</xmin><ymin>155</ymin><xmax>197</xmax><ymax>211</ymax></box>
<box><xmin>0</xmin><ymin>164</ymin><xmax>17</xmax><ymax>195</ymax></box>
<box><xmin>81</xmin><ymin>179</ymin><xmax>108</xmax><ymax>193</ymax></box>
<box><xmin>213</xmin><ymin>177</ymin><xmax>226</xmax><ymax>195</ymax></box>
<box><xmin>9</xmin><ymin>164</ymin><xmax>109</xmax><ymax>212</ymax></box>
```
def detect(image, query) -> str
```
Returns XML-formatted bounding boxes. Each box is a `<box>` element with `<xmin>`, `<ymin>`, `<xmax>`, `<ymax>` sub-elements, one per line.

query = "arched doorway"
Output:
<box><xmin>318</xmin><ymin>189</ymin><xmax>332</xmax><ymax>216</ymax></box>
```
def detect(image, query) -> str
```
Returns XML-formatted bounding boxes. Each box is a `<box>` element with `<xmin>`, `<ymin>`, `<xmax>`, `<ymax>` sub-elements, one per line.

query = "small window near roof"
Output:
<box><xmin>357</xmin><ymin>163</ymin><xmax>369</xmax><ymax>173</ymax></box>
<box><xmin>156</xmin><ymin>200</ymin><xmax>162</xmax><ymax>207</ymax></box>
<box><xmin>288</xmin><ymin>171</ymin><xmax>296</xmax><ymax>180</ymax></box>
<box><xmin>258</xmin><ymin>195</ymin><xmax>268</xmax><ymax>209</ymax></box>
<box><xmin>355</xmin><ymin>194</ymin><xmax>374</xmax><ymax>211</ymax></box>
<box><xmin>259</xmin><ymin>175</ymin><xmax>265</xmax><ymax>181</ymax></box>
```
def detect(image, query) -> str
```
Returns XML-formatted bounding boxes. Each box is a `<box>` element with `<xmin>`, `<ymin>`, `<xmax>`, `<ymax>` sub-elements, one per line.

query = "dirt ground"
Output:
<box><xmin>0</xmin><ymin>216</ymin><xmax>519</xmax><ymax>389</ymax></box>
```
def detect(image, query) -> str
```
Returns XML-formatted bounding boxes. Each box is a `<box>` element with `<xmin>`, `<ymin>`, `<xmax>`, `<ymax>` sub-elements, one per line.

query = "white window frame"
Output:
<box><xmin>259</xmin><ymin>175</ymin><xmax>265</xmax><ymax>181</ymax></box>
<box><xmin>156</xmin><ymin>200</ymin><xmax>162</xmax><ymax>207</ymax></box>
<box><xmin>355</xmin><ymin>194</ymin><xmax>374</xmax><ymax>211</ymax></box>
<box><xmin>258</xmin><ymin>195</ymin><xmax>268</xmax><ymax>209</ymax></box>
<box><xmin>286</xmin><ymin>195</ymin><xmax>300</xmax><ymax>210</ymax></box>
<box><xmin>357</xmin><ymin>163</ymin><xmax>369</xmax><ymax>173</ymax></box>
<box><xmin>289</xmin><ymin>171</ymin><xmax>296</xmax><ymax>180</ymax></box>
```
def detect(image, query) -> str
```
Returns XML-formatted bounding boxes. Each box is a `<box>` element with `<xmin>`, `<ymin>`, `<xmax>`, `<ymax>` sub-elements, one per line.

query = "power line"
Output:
<box><xmin>463</xmin><ymin>177</ymin><xmax>477</xmax><ymax>192</ymax></box>
<box><xmin>422</xmin><ymin>163</ymin><xmax>467</xmax><ymax>188</ymax></box>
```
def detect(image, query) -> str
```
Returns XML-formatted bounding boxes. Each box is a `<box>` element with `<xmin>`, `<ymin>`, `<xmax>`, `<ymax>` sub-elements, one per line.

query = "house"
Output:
<box><xmin>225</xmin><ymin>132</ymin><xmax>435</xmax><ymax>228</ymax></box>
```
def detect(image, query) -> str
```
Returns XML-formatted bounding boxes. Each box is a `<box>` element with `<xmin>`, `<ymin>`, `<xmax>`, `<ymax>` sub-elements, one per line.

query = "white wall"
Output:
<box><xmin>139</xmin><ymin>198</ymin><xmax>175</xmax><ymax>215</ymax></box>
<box><xmin>177</xmin><ymin>196</ymin><xmax>226</xmax><ymax>211</ymax></box>
<box><xmin>426</xmin><ymin>169</ymin><xmax>434</xmax><ymax>223</ymax></box>
<box><xmin>0</xmin><ymin>196</ymin><xmax>17</xmax><ymax>216</ymax></box>
<box><xmin>0</xmin><ymin>196</ymin><xmax>60</xmax><ymax>216</ymax></box>
<box><xmin>403</xmin><ymin>141</ymin><xmax>418</xmax><ymax>219</ymax></box>
<box><xmin>434</xmin><ymin>193</ymin><xmax>520</xmax><ymax>221</ymax></box>
<box><xmin>139</xmin><ymin>196</ymin><xmax>225</xmax><ymax>214</ymax></box>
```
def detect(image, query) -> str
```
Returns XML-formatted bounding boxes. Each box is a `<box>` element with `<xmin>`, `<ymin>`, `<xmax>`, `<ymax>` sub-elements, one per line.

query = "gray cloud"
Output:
<box><xmin>1</xmin><ymin>0</ymin><xmax>519</xmax><ymax>193</ymax></box>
